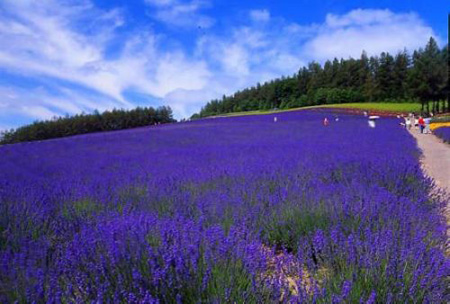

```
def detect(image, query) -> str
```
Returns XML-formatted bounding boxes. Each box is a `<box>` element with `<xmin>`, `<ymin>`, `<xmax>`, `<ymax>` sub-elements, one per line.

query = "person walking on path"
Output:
<box><xmin>405</xmin><ymin>116</ymin><xmax>412</xmax><ymax>130</ymax></box>
<box><xmin>418</xmin><ymin>116</ymin><xmax>425</xmax><ymax>134</ymax></box>
<box><xmin>424</xmin><ymin>117</ymin><xmax>432</xmax><ymax>134</ymax></box>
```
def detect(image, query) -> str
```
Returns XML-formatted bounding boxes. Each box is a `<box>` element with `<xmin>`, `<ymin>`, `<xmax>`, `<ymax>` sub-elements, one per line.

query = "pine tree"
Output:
<box><xmin>376</xmin><ymin>52</ymin><xmax>395</xmax><ymax>100</ymax></box>
<box><xmin>409</xmin><ymin>37</ymin><xmax>446</xmax><ymax>114</ymax></box>
<box><xmin>440</xmin><ymin>44</ymin><xmax>449</xmax><ymax>111</ymax></box>
<box><xmin>392</xmin><ymin>50</ymin><xmax>410</xmax><ymax>100</ymax></box>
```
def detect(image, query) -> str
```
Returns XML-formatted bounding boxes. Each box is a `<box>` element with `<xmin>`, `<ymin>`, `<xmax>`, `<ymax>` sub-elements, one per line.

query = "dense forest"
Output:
<box><xmin>193</xmin><ymin>37</ymin><xmax>448</xmax><ymax>118</ymax></box>
<box><xmin>0</xmin><ymin>106</ymin><xmax>175</xmax><ymax>144</ymax></box>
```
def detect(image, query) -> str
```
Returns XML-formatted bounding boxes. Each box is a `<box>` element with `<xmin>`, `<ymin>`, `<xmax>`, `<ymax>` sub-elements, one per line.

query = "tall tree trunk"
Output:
<box><xmin>436</xmin><ymin>100</ymin><xmax>440</xmax><ymax>113</ymax></box>
<box><xmin>426</xmin><ymin>101</ymin><xmax>430</xmax><ymax>115</ymax></box>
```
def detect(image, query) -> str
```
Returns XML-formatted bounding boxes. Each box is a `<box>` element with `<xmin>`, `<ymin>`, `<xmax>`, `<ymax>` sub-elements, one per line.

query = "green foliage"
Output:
<box><xmin>62</xmin><ymin>199</ymin><xmax>101</xmax><ymax>220</ymax></box>
<box><xmin>430</xmin><ymin>115</ymin><xmax>450</xmax><ymax>123</ymax></box>
<box><xmin>320</xmin><ymin>102</ymin><xmax>423</xmax><ymax>113</ymax></box>
<box><xmin>317</xmin><ymin>254</ymin><xmax>433</xmax><ymax>303</ymax></box>
<box><xmin>194</xmin><ymin>37</ymin><xmax>448</xmax><ymax>118</ymax></box>
<box><xmin>0</xmin><ymin>106</ymin><xmax>176</xmax><ymax>144</ymax></box>
<box><xmin>263</xmin><ymin>206</ymin><xmax>332</xmax><ymax>252</ymax></box>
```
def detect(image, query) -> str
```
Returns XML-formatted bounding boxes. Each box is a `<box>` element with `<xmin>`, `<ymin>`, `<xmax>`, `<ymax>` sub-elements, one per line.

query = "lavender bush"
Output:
<box><xmin>434</xmin><ymin>127</ymin><xmax>450</xmax><ymax>144</ymax></box>
<box><xmin>0</xmin><ymin>110</ymin><xmax>448</xmax><ymax>303</ymax></box>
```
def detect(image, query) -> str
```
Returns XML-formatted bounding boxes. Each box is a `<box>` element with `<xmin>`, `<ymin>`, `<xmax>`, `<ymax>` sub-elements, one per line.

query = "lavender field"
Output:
<box><xmin>434</xmin><ymin>127</ymin><xmax>450</xmax><ymax>144</ymax></box>
<box><xmin>0</xmin><ymin>110</ymin><xmax>448</xmax><ymax>303</ymax></box>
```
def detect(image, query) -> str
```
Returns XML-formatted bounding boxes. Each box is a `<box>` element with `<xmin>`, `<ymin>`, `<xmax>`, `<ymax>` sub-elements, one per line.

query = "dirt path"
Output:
<box><xmin>408</xmin><ymin>127</ymin><xmax>450</xmax><ymax>222</ymax></box>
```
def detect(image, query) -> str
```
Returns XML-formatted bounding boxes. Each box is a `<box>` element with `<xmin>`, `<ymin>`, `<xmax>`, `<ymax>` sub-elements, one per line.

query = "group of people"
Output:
<box><xmin>323</xmin><ymin>116</ymin><xmax>340</xmax><ymax>126</ymax></box>
<box><xmin>323</xmin><ymin>113</ymin><xmax>378</xmax><ymax>128</ymax></box>
<box><xmin>320</xmin><ymin>111</ymin><xmax>434</xmax><ymax>132</ymax></box>
<box><xmin>402</xmin><ymin>113</ymin><xmax>432</xmax><ymax>134</ymax></box>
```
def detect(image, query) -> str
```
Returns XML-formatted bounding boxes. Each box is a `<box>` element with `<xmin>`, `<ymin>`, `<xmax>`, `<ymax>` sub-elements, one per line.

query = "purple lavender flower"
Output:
<box><xmin>433</xmin><ymin>126</ymin><xmax>450</xmax><ymax>143</ymax></box>
<box><xmin>0</xmin><ymin>110</ymin><xmax>447</xmax><ymax>303</ymax></box>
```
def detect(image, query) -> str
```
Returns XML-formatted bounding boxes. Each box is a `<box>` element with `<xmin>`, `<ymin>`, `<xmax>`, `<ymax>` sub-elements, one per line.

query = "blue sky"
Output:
<box><xmin>0</xmin><ymin>0</ymin><xmax>447</xmax><ymax>130</ymax></box>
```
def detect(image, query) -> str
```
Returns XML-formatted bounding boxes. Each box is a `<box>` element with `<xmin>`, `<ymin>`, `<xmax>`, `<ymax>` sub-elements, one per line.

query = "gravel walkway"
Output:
<box><xmin>408</xmin><ymin>127</ymin><xmax>450</xmax><ymax>238</ymax></box>
<box><xmin>408</xmin><ymin>128</ymin><xmax>450</xmax><ymax>193</ymax></box>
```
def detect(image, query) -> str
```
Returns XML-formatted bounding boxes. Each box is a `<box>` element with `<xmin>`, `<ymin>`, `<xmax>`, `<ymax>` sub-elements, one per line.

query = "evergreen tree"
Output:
<box><xmin>358</xmin><ymin>51</ymin><xmax>371</xmax><ymax>99</ymax></box>
<box><xmin>392</xmin><ymin>50</ymin><xmax>410</xmax><ymax>100</ymax></box>
<box><xmin>1</xmin><ymin>106</ymin><xmax>176</xmax><ymax>144</ymax></box>
<box><xmin>440</xmin><ymin>44</ymin><xmax>449</xmax><ymax>111</ymax></box>
<box><xmin>375</xmin><ymin>52</ymin><xmax>395</xmax><ymax>100</ymax></box>
<box><xmin>409</xmin><ymin>37</ymin><xmax>446</xmax><ymax>113</ymax></box>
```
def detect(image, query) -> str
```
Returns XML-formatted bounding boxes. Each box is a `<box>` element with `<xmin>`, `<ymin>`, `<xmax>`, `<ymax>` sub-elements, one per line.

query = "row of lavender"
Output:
<box><xmin>434</xmin><ymin>126</ymin><xmax>450</xmax><ymax>144</ymax></box>
<box><xmin>0</xmin><ymin>110</ymin><xmax>448</xmax><ymax>303</ymax></box>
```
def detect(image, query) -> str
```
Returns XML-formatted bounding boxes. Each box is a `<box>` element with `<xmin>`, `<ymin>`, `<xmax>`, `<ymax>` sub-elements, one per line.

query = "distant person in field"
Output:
<box><xmin>412</xmin><ymin>114</ymin><xmax>419</xmax><ymax>129</ymax></box>
<box><xmin>323</xmin><ymin>117</ymin><xmax>329</xmax><ymax>126</ymax></box>
<box><xmin>368</xmin><ymin>116</ymin><xmax>379</xmax><ymax>128</ymax></box>
<box><xmin>424</xmin><ymin>116</ymin><xmax>431</xmax><ymax>134</ymax></box>
<box><xmin>409</xmin><ymin>113</ymin><xmax>415</xmax><ymax>129</ymax></box>
<box><xmin>399</xmin><ymin>115</ymin><xmax>406</xmax><ymax>127</ymax></box>
<box><xmin>405</xmin><ymin>116</ymin><xmax>411</xmax><ymax>130</ymax></box>
<box><xmin>418</xmin><ymin>116</ymin><xmax>425</xmax><ymax>133</ymax></box>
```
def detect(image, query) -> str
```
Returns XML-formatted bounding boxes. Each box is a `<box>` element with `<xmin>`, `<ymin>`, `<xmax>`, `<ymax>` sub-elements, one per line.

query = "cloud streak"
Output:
<box><xmin>145</xmin><ymin>0</ymin><xmax>214</xmax><ymax>28</ymax></box>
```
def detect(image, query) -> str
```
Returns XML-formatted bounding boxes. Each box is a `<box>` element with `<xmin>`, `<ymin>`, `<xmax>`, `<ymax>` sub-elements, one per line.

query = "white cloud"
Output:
<box><xmin>0</xmin><ymin>125</ymin><xmax>11</xmax><ymax>133</ymax></box>
<box><xmin>163</xmin><ymin>88</ymin><xmax>221</xmax><ymax>118</ymax></box>
<box><xmin>21</xmin><ymin>106</ymin><xmax>60</xmax><ymax>120</ymax></box>
<box><xmin>145</xmin><ymin>0</ymin><xmax>214</xmax><ymax>28</ymax></box>
<box><xmin>250</xmin><ymin>9</ymin><xmax>270</xmax><ymax>22</ymax></box>
<box><xmin>196</xmin><ymin>22</ymin><xmax>306</xmax><ymax>82</ymax></box>
<box><xmin>0</xmin><ymin>0</ymin><xmax>128</xmax><ymax>102</ymax></box>
<box><xmin>221</xmin><ymin>44</ymin><xmax>250</xmax><ymax>76</ymax></box>
<box><xmin>304</xmin><ymin>9</ymin><xmax>437</xmax><ymax>60</ymax></box>
<box><xmin>154</xmin><ymin>53</ymin><xmax>211</xmax><ymax>95</ymax></box>
<box><xmin>145</xmin><ymin>0</ymin><xmax>177</xmax><ymax>7</ymax></box>
<box><xmin>0</xmin><ymin>0</ymin><xmax>214</xmax><ymax>123</ymax></box>
<box><xmin>0</xmin><ymin>85</ymin><xmax>120</xmax><ymax>122</ymax></box>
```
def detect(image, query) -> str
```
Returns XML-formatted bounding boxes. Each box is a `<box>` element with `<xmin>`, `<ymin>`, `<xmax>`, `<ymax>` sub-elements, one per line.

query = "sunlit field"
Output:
<box><xmin>0</xmin><ymin>110</ymin><xmax>448</xmax><ymax>303</ymax></box>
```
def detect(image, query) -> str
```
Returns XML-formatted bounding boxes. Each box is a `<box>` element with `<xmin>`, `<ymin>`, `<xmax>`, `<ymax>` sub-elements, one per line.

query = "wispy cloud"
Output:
<box><xmin>0</xmin><ymin>0</ymin><xmax>213</xmax><ymax>125</ymax></box>
<box><xmin>144</xmin><ymin>0</ymin><xmax>214</xmax><ymax>28</ymax></box>
<box><xmin>0</xmin><ymin>0</ymin><xmax>127</xmax><ymax>102</ymax></box>
<box><xmin>0</xmin><ymin>84</ymin><xmax>122</xmax><ymax>128</ymax></box>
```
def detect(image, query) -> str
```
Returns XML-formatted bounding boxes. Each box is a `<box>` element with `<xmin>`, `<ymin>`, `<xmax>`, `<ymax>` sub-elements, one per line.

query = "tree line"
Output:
<box><xmin>0</xmin><ymin>106</ymin><xmax>175</xmax><ymax>144</ymax></box>
<box><xmin>193</xmin><ymin>37</ymin><xmax>448</xmax><ymax>118</ymax></box>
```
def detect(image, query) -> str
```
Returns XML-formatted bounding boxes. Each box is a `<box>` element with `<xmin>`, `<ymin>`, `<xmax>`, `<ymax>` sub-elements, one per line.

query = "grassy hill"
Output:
<box><xmin>207</xmin><ymin>102</ymin><xmax>423</xmax><ymax>118</ymax></box>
